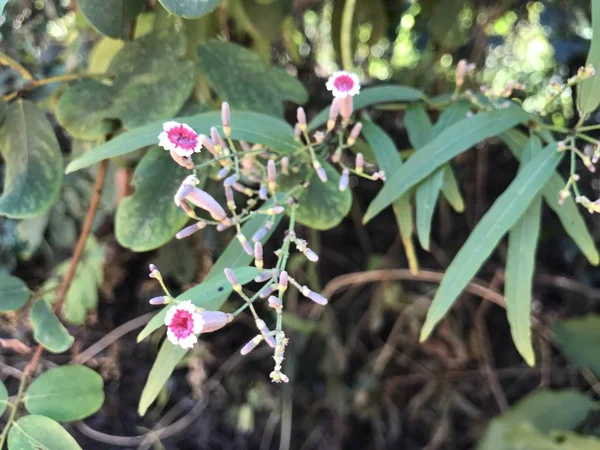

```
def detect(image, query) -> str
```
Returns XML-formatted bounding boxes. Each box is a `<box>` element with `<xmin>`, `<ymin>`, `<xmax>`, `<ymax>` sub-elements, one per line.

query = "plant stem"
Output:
<box><xmin>0</xmin><ymin>372</ymin><xmax>28</xmax><ymax>448</ymax></box>
<box><xmin>2</xmin><ymin>73</ymin><xmax>112</xmax><ymax>102</ymax></box>
<box><xmin>340</xmin><ymin>0</ymin><xmax>357</xmax><ymax>71</ymax></box>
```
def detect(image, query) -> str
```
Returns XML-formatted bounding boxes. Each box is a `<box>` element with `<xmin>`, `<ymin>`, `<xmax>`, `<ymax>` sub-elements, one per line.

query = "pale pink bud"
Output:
<box><xmin>225</xmin><ymin>185</ymin><xmax>234</xmax><ymax>203</ymax></box>
<box><xmin>258</xmin><ymin>206</ymin><xmax>285</xmax><ymax>215</ymax></box>
<box><xmin>259</xmin><ymin>284</ymin><xmax>276</xmax><ymax>299</ymax></box>
<box><xmin>255</xmin><ymin>319</ymin><xmax>276</xmax><ymax>347</ymax></box>
<box><xmin>347</xmin><ymin>122</ymin><xmax>362</xmax><ymax>146</ymax></box>
<box><xmin>176</xmin><ymin>221</ymin><xmax>207</xmax><ymax>239</ymax></box>
<box><xmin>149</xmin><ymin>295</ymin><xmax>169</xmax><ymax>305</ymax></box>
<box><xmin>254</xmin><ymin>241</ymin><xmax>263</xmax><ymax>269</ymax></box>
<box><xmin>169</xmin><ymin>150</ymin><xmax>194</xmax><ymax>169</ymax></box>
<box><xmin>301</xmin><ymin>286</ymin><xmax>328</xmax><ymax>305</ymax></box>
<box><xmin>224</xmin><ymin>268</ymin><xmax>240</xmax><ymax>289</ymax></box>
<box><xmin>331</xmin><ymin>147</ymin><xmax>342</xmax><ymax>163</ymax></box>
<box><xmin>339</xmin><ymin>96</ymin><xmax>353</xmax><ymax>121</ymax></box>
<box><xmin>237</xmin><ymin>233</ymin><xmax>253</xmax><ymax>255</ymax></box>
<box><xmin>199</xmin><ymin>134</ymin><xmax>218</xmax><ymax>158</ymax></box>
<box><xmin>217</xmin><ymin>167</ymin><xmax>230</xmax><ymax>180</ymax></box>
<box><xmin>281</xmin><ymin>157</ymin><xmax>289</xmax><ymax>175</ymax></box>
<box><xmin>327</xmin><ymin>98</ymin><xmax>340</xmax><ymax>131</ymax></box>
<box><xmin>258</xmin><ymin>184</ymin><xmax>268</xmax><ymax>200</ymax></box>
<box><xmin>297</xmin><ymin>107</ymin><xmax>307</xmax><ymax>131</ymax></box>
<box><xmin>149</xmin><ymin>264</ymin><xmax>159</xmax><ymax>278</ymax></box>
<box><xmin>253</xmin><ymin>227</ymin><xmax>268</xmax><ymax>242</ymax></box>
<box><xmin>211</xmin><ymin>127</ymin><xmax>224</xmax><ymax>150</ymax></box>
<box><xmin>339</xmin><ymin>168</ymin><xmax>349</xmax><ymax>191</ymax></box>
<box><xmin>241</xmin><ymin>335</ymin><xmax>263</xmax><ymax>355</ymax></box>
<box><xmin>186</xmin><ymin>187</ymin><xmax>228</xmax><ymax>222</ymax></box>
<box><xmin>200</xmin><ymin>310</ymin><xmax>233</xmax><ymax>333</ymax></box>
<box><xmin>254</xmin><ymin>272</ymin><xmax>272</xmax><ymax>283</ymax></box>
<box><xmin>240</xmin><ymin>140</ymin><xmax>251</xmax><ymax>152</ymax></box>
<box><xmin>456</xmin><ymin>59</ymin><xmax>468</xmax><ymax>87</ymax></box>
<box><xmin>304</xmin><ymin>249</ymin><xmax>319</xmax><ymax>262</ymax></box>
<box><xmin>268</xmin><ymin>295</ymin><xmax>282</xmax><ymax>310</ymax></box>
<box><xmin>355</xmin><ymin>153</ymin><xmax>364</xmax><ymax>174</ymax></box>
<box><xmin>223</xmin><ymin>174</ymin><xmax>238</xmax><ymax>187</ymax></box>
<box><xmin>174</xmin><ymin>178</ymin><xmax>195</xmax><ymax>207</ymax></box>
<box><xmin>267</xmin><ymin>159</ymin><xmax>276</xmax><ymax>192</ymax></box>
<box><xmin>294</xmin><ymin>123</ymin><xmax>301</xmax><ymax>141</ymax></box>
<box><xmin>278</xmin><ymin>270</ymin><xmax>289</xmax><ymax>291</ymax></box>
<box><xmin>314</xmin><ymin>131</ymin><xmax>325</xmax><ymax>144</ymax></box>
<box><xmin>221</xmin><ymin>102</ymin><xmax>231</xmax><ymax>137</ymax></box>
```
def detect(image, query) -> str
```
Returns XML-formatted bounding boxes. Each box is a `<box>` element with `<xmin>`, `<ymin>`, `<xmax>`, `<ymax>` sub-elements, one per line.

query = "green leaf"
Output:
<box><xmin>578</xmin><ymin>0</ymin><xmax>600</xmax><ymax>116</ymax></box>
<box><xmin>505</xmin><ymin>136</ymin><xmax>542</xmax><ymax>366</ymax></box>
<box><xmin>364</xmin><ymin>106</ymin><xmax>531</xmax><ymax>224</ymax></box>
<box><xmin>362</xmin><ymin>122</ymin><xmax>413</xmax><ymax>239</ymax></box>
<box><xmin>508</xmin><ymin>425</ymin><xmax>600</xmax><ymax>450</ymax></box>
<box><xmin>420</xmin><ymin>142</ymin><xmax>562</xmax><ymax>341</ymax></box>
<box><xmin>66</xmin><ymin>110</ymin><xmax>298</xmax><ymax>172</ymax></box>
<box><xmin>553</xmin><ymin>314</ymin><xmax>600</xmax><ymax>377</ymax></box>
<box><xmin>57</xmin><ymin>31</ymin><xmax>195</xmax><ymax>139</ymax></box>
<box><xmin>309</xmin><ymin>85</ymin><xmax>425</xmax><ymax>130</ymax></box>
<box><xmin>0</xmin><ymin>100</ymin><xmax>63</xmax><ymax>219</ymax></box>
<box><xmin>25</xmin><ymin>365</ymin><xmax>104</xmax><ymax>422</ymax></box>
<box><xmin>277</xmin><ymin>161</ymin><xmax>351</xmax><ymax>230</ymax></box>
<box><xmin>441</xmin><ymin>167</ymin><xmax>465</xmax><ymax>212</ymax></box>
<box><xmin>78</xmin><ymin>0</ymin><xmax>145</xmax><ymax>39</ymax></box>
<box><xmin>137</xmin><ymin>266</ymin><xmax>260</xmax><ymax>342</ymax></box>
<box><xmin>138</xmin><ymin>213</ymin><xmax>282</xmax><ymax>416</ymax></box>
<box><xmin>88</xmin><ymin>37</ymin><xmax>124</xmax><ymax>73</ymax></box>
<box><xmin>477</xmin><ymin>390</ymin><xmax>596</xmax><ymax>450</ymax></box>
<box><xmin>197</xmin><ymin>40</ymin><xmax>307</xmax><ymax>117</ymax></box>
<box><xmin>8</xmin><ymin>415</ymin><xmax>82</xmax><ymax>450</ymax></box>
<box><xmin>0</xmin><ymin>380</ymin><xmax>7</xmax><ymax>416</ymax></box>
<box><xmin>501</xmin><ymin>129</ymin><xmax>599</xmax><ymax>265</ymax></box>
<box><xmin>404</xmin><ymin>104</ymin><xmax>432</xmax><ymax>149</ymax></box>
<box><xmin>0</xmin><ymin>1</ymin><xmax>7</xmax><ymax>16</ymax></box>
<box><xmin>0</xmin><ymin>275</ymin><xmax>30</xmax><ymax>311</ymax></box>
<box><xmin>115</xmin><ymin>147</ymin><xmax>190</xmax><ymax>251</ymax></box>
<box><xmin>29</xmin><ymin>300</ymin><xmax>74</xmax><ymax>354</ymax></box>
<box><xmin>159</xmin><ymin>0</ymin><xmax>221</xmax><ymax>18</ymax></box>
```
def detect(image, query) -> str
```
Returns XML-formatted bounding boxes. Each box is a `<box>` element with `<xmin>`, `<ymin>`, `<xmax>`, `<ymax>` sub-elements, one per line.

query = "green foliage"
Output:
<box><xmin>0</xmin><ymin>380</ymin><xmax>7</xmax><ymax>416</ymax></box>
<box><xmin>578</xmin><ymin>0</ymin><xmax>600</xmax><ymax>116</ymax></box>
<box><xmin>57</xmin><ymin>31</ymin><xmax>195</xmax><ymax>139</ymax></box>
<box><xmin>159</xmin><ymin>0</ymin><xmax>221</xmax><ymax>19</ymax></box>
<box><xmin>66</xmin><ymin>111</ymin><xmax>298</xmax><ymax>173</ymax></box>
<box><xmin>29</xmin><ymin>299</ymin><xmax>74</xmax><ymax>353</ymax></box>
<box><xmin>510</xmin><ymin>425</ymin><xmax>600</xmax><ymax>450</ymax></box>
<box><xmin>78</xmin><ymin>0</ymin><xmax>145</xmax><ymax>39</ymax></box>
<box><xmin>504</xmin><ymin>136</ymin><xmax>542</xmax><ymax>366</ymax></box>
<box><xmin>477</xmin><ymin>390</ymin><xmax>597</xmax><ymax>450</ymax></box>
<box><xmin>7</xmin><ymin>415</ymin><xmax>82</xmax><ymax>450</ymax></box>
<box><xmin>197</xmin><ymin>40</ymin><xmax>307</xmax><ymax>116</ymax></box>
<box><xmin>0</xmin><ymin>100</ymin><xmax>63</xmax><ymax>219</ymax></box>
<box><xmin>0</xmin><ymin>275</ymin><xmax>30</xmax><ymax>311</ymax></box>
<box><xmin>420</xmin><ymin>142</ymin><xmax>562</xmax><ymax>341</ymax></box>
<box><xmin>553</xmin><ymin>314</ymin><xmax>600</xmax><ymax>377</ymax></box>
<box><xmin>116</xmin><ymin>147</ymin><xmax>195</xmax><ymax>251</ymax></box>
<box><xmin>364</xmin><ymin>107</ymin><xmax>531</xmax><ymax>223</ymax></box>
<box><xmin>277</xmin><ymin>161</ymin><xmax>351</xmax><ymax>230</ymax></box>
<box><xmin>24</xmin><ymin>365</ymin><xmax>104</xmax><ymax>421</ymax></box>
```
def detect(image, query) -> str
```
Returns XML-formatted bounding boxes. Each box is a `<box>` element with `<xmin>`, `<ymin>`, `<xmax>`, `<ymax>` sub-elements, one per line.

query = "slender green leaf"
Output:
<box><xmin>197</xmin><ymin>40</ymin><xmax>307</xmax><ymax>117</ymax></box>
<box><xmin>404</xmin><ymin>104</ymin><xmax>432</xmax><ymax>149</ymax></box>
<box><xmin>66</xmin><ymin>111</ymin><xmax>297</xmax><ymax>173</ymax></box>
<box><xmin>501</xmin><ymin>129</ymin><xmax>599</xmax><ymax>265</ymax></box>
<box><xmin>138</xmin><ymin>213</ymin><xmax>282</xmax><ymax>416</ymax></box>
<box><xmin>364</xmin><ymin>106</ymin><xmax>531</xmax><ymax>223</ymax></box>
<box><xmin>420</xmin><ymin>143</ymin><xmax>562</xmax><ymax>341</ymax></box>
<box><xmin>116</xmin><ymin>147</ymin><xmax>191</xmax><ymax>251</ymax></box>
<box><xmin>362</xmin><ymin>122</ymin><xmax>414</xmax><ymax>239</ymax></box>
<box><xmin>29</xmin><ymin>300</ymin><xmax>74</xmax><ymax>354</ymax></box>
<box><xmin>0</xmin><ymin>275</ymin><xmax>30</xmax><ymax>311</ymax></box>
<box><xmin>477</xmin><ymin>390</ymin><xmax>596</xmax><ymax>450</ymax></box>
<box><xmin>553</xmin><ymin>314</ymin><xmax>600</xmax><ymax>377</ymax></box>
<box><xmin>0</xmin><ymin>1</ymin><xmax>8</xmax><ymax>16</ymax></box>
<box><xmin>159</xmin><ymin>0</ymin><xmax>221</xmax><ymax>18</ymax></box>
<box><xmin>505</xmin><ymin>135</ymin><xmax>542</xmax><ymax>366</ymax></box>
<box><xmin>78</xmin><ymin>0</ymin><xmax>145</xmax><ymax>39</ymax></box>
<box><xmin>0</xmin><ymin>380</ymin><xmax>7</xmax><ymax>416</ymax></box>
<box><xmin>578</xmin><ymin>0</ymin><xmax>600</xmax><ymax>116</ymax></box>
<box><xmin>137</xmin><ymin>266</ymin><xmax>260</xmax><ymax>342</ymax></box>
<box><xmin>441</xmin><ymin>167</ymin><xmax>465</xmax><ymax>212</ymax></box>
<box><xmin>277</xmin><ymin>162</ymin><xmax>351</xmax><ymax>230</ymax></box>
<box><xmin>8</xmin><ymin>415</ymin><xmax>82</xmax><ymax>450</ymax></box>
<box><xmin>25</xmin><ymin>365</ymin><xmax>104</xmax><ymax>421</ymax></box>
<box><xmin>0</xmin><ymin>100</ymin><xmax>63</xmax><ymax>219</ymax></box>
<box><xmin>309</xmin><ymin>85</ymin><xmax>426</xmax><ymax>130</ymax></box>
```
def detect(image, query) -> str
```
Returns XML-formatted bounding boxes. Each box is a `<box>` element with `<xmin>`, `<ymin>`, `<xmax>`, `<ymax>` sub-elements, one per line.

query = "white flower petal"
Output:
<box><xmin>166</xmin><ymin>327</ymin><xmax>178</xmax><ymax>345</ymax></box>
<box><xmin>162</xmin><ymin>121</ymin><xmax>180</xmax><ymax>132</ymax></box>
<box><xmin>164</xmin><ymin>305</ymin><xmax>177</xmax><ymax>326</ymax></box>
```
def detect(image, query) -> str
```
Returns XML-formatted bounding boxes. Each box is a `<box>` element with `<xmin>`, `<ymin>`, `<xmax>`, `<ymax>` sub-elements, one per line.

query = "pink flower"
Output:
<box><xmin>165</xmin><ymin>300</ymin><xmax>203</xmax><ymax>349</ymax></box>
<box><xmin>326</xmin><ymin>71</ymin><xmax>360</xmax><ymax>99</ymax></box>
<box><xmin>158</xmin><ymin>121</ymin><xmax>202</xmax><ymax>157</ymax></box>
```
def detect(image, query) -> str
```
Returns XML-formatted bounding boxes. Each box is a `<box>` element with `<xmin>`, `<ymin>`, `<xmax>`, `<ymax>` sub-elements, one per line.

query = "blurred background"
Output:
<box><xmin>2</xmin><ymin>0</ymin><xmax>600</xmax><ymax>449</ymax></box>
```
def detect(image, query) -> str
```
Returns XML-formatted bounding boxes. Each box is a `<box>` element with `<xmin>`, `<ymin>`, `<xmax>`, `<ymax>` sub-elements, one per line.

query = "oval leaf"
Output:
<box><xmin>116</xmin><ymin>147</ymin><xmax>190</xmax><ymax>251</ymax></box>
<box><xmin>8</xmin><ymin>415</ymin><xmax>82</xmax><ymax>450</ymax></box>
<box><xmin>0</xmin><ymin>275</ymin><xmax>30</xmax><ymax>311</ymax></box>
<box><xmin>29</xmin><ymin>299</ymin><xmax>74</xmax><ymax>354</ymax></box>
<box><xmin>364</xmin><ymin>106</ymin><xmax>531</xmax><ymax>224</ymax></box>
<box><xmin>138</xmin><ymin>212</ymin><xmax>282</xmax><ymax>416</ymax></box>
<box><xmin>25</xmin><ymin>365</ymin><xmax>104</xmax><ymax>421</ymax></box>
<box><xmin>78</xmin><ymin>0</ymin><xmax>145</xmax><ymax>39</ymax></box>
<box><xmin>553</xmin><ymin>314</ymin><xmax>600</xmax><ymax>377</ymax></box>
<box><xmin>420</xmin><ymin>143</ymin><xmax>562</xmax><ymax>341</ymax></box>
<box><xmin>578</xmin><ymin>0</ymin><xmax>600</xmax><ymax>116</ymax></box>
<box><xmin>159</xmin><ymin>0</ymin><xmax>221</xmax><ymax>18</ymax></box>
<box><xmin>66</xmin><ymin>111</ymin><xmax>298</xmax><ymax>173</ymax></box>
<box><xmin>309</xmin><ymin>85</ymin><xmax>425</xmax><ymax>130</ymax></box>
<box><xmin>0</xmin><ymin>100</ymin><xmax>63</xmax><ymax>218</ymax></box>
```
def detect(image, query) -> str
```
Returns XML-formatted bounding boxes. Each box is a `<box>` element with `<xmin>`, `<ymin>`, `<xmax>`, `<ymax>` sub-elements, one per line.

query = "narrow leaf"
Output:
<box><xmin>29</xmin><ymin>299</ymin><xmax>74</xmax><ymax>354</ymax></box>
<box><xmin>578</xmin><ymin>0</ymin><xmax>600</xmax><ymax>116</ymax></box>
<box><xmin>501</xmin><ymin>129</ymin><xmax>599</xmax><ymax>265</ymax></box>
<box><xmin>403</xmin><ymin>104</ymin><xmax>432</xmax><ymax>149</ymax></box>
<box><xmin>0</xmin><ymin>275</ymin><xmax>30</xmax><ymax>311</ymax></box>
<box><xmin>420</xmin><ymin>143</ymin><xmax>562</xmax><ymax>341</ymax></box>
<box><xmin>364</xmin><ymin>106</ymin><xmax>531</xmax><ymax>223</ymax></box>
<box><xmin>441</xmin><ymin>167</ymin><xmax>465</xmax><ymax>212</ymax></box>
<box><xmin>505</xmin><ymin>135</ymin><xmax>542</xmax><ymax>366</ymax></box>
<box><xmin>0</xmin><ymin>380</ymin><xmax>7</xmax><ymax>416</ymax></box>
<box><xmin>8</xmin><ymin>415</ymin><xmax>82</xmax><ymax>450</ymax></box>
<box><xmin>308</xmin><ymin>85</ymin><xmax>425</xmax><ymax>130</ymax></box>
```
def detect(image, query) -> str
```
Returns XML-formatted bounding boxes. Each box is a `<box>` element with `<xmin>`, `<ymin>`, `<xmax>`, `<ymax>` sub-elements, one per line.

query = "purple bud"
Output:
<box><xmin>237</xmin><ymin>233</ymin><xmax>253</xmax><ymax>255</ymax></box>
<box><xmin>217</xmin><ymin>167</ymin><xmax>230</xmax><ymax>180</ymax></box>
<box><xmin>149</xmin><ymin>264</ymin><xmax>159</xmax><ymax>278</ymax></box>
<box><xmin>297</xmin><ymin>107</ymin><xmax>307</xmax><ymax>130</ymax></box>
<box><xmin>224</xmin><ymin>174</ymin><xmax>238</xmax><ymax>187</ymax></box>
<box><xmin>254</xmin><ymin>241</ymin><xmax>263</xmax><ymax>261</ymax></box>
<box><xmin>347</xmin><ymin>122</ymin><xmax>362</xmax><ymax>145</ymax></box>
<box><xmin>331</xmin><ymin>147</ymin><xmax>342</xmax><ymax>163</ymax></box>
<box><xmin>328</xmin><ymin>98</ymin><xmax>340</xmax><ymax>131</ymax></box>
<box><xmin>254</xmin><ymin>271</ymin><xmax>272</xmax><ymax>283</ymax></box>
<box><xmin>259</xmin><ymin>284</ymin><xmax>276</xmax><ymax>298</ymax></box>
<box><xmin>268</xmin><ymin>295</ymin><xmax>282</xmax><ymax>310</ymax></box>
<box><xmin>301</xmin><ymin>286</ymin><xmax>328</xmax><ymax>305</ymax></box>
<box><xmin>200</xmin><ymin>311</ymin><xmax>233</xmax><ymax>333</ymax></box>
<box><xmin>149</xmin><ymin>295</ymin><xmax>169</xmax><ymax>305</ymax></box>
<box><xmin>241</xmin><ymin>335</ymin><xmax>263</xmax><ymax>355</ymax></box>
<box><xmin>267</xmin><ymin>159</ymin><xmax>276</xmax><ymax>190</ymax></box>
<box><xmin>339</xmin><ymin>168</ymin><xmax>349</xmax><ymax>191</ymax></box>
<box><xmin>224</xmin><ymin>268</ymin><xmax>239</xmax><ymax>287</ymax></box>
<box><xmin>355</xmin><ymin>153</ymin><xmax>364</xmax><ymax>174</ymax></box>
<box><xmin>186</xmin><ymin>187</ymin><xmax>228</xmax><ymax>222</ymax></box>
<box><xmin>279</xmin><ymin>270</ymin><xmax>289</xmax><ymax>290</ymax></box>
<box><xmin>221</xmin><ymin>102</ymin><xmax>231</xmax><ymax>133</ymax></box>
<box><xmin>211</xmin><ymin>127</ymin><xmax>224</xmax><ymax>149</ymax></box>
<box><xmin>314</xmin><ymin>131</ymin><xmax>325</xmax><ymax>144</ymax></box>
<box><xmin>258</xmin><ymin>184</ymin><xmax>268</xmax><ymax>200</ymax></box>
<box><xmin>199</xmin><ymin>134</ymin><xmax>218</xmax><ymax>158</ymax></box>
<box><xmin>255</xmin><ymin>319</ymin><xmax>276</xmax><ymax>348</ymax></box>
<box><xmin>174</xmin><ymin>179</ymin><xmax>194</xmax><ymax>206</ymax></box>
<box><xmin>252</xmin><ymin>227</ymin><xmax>268</xmax><ymax>242</ymax></box>
<box><xmin>176</xmin><ymin>221</ymin><xmax>207</xmax><ymax>239</ymax></box>
<box><xmin>281</xmin><ymin>157</ymin><xmax>289</xmax><ymax>175</ymax></box>
<box><xmin>316</xmin><ymin>165</ymin><xmax>328</xmax><ymax>183</ymax></box>
<box><xmin>258</xmin><ymin>206</ymin><xmax>285</xmax><ymax>215</ymax></box>
<box><xmin>304</xmin><ymin>249</ymin><xmax>319</xmax><ymax>262</ymax></box>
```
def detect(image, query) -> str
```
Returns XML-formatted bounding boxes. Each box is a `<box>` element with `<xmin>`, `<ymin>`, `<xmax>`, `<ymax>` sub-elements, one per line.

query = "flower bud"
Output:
<box><xmin>176</xmin><ymin>221</ymin><xmax>207</xmax><ymax>239</ymax></box>
<box><xmin>253</xmin><ymin>226</ymin><xmax>268</xmax><ymax>242</ymax></box>
<box><xmin>327</xmin><ymin>98</ymin><xmax>340</xmax><ymax>132</ymax></box>
<box><xmin>217</xmin><ymin>166</ymin><xmax>230</xmax><ymax>180</ymax></box>
<box><xmin>339</xmin><ymin>96</ymin><xmax>353</xmax><ymax>121</ymax></box>
<box><xmin>268</xmin><ymin>295</ymin><xmax>282</xmax><ymax>311</ymax></box>
<box><xmin>355</xmin><ymin>153</ymin><xmax>364</xmax><ymax>174</ymax></box>
<box><xmin>200</xmin><ymin>310</ymin><xmax>234</xmax><ymax>333</ymax></box>
<box><xmin>267</xmin><ymin>159</ymin><xmax>277</xmax><ymax>193</ymax></box>
<box><xmin>314</xmin><ymin>131</ymin><xmax>325</xmax><ymax>144</ymax></box>
<box><xmin>241</xmin><ymin>335</ymin><xmax>263</xmax><ymax>355</ymax></box>
<box><xmin>313</xmin><ymin>160</ymin><xmax>328</xmax><ymax>182</ymax></box>
<box><xmin>169</xmin><ymin>150</ymin><xmax>194</xmax><ymax>169</ymax></box>
<box><xmin>331</xmin><ymin>147</ymin><xmax>343</xmax><ymax>163</ymax></box>
<box><xmin>149</xmin><ymin>295</ymin><xmax>169</xmax><ymax>305</ymax></box>
<box><xmin>258</xmin><ymin>183</ymin><xmax>268</xmax><ymax>200</ymax></box>
<box><xmin>281</xmin><ymin>157</ymin><xmax>289</xmax><ymax>175</ymax></box>
<box><xmin>254</xmin><ymin>241</ymin><xmax>264</xmax><ymax>270</ymax></box>
<box><xmin>372</xmin><ymin>171</ymin><xmax>386</xmax><ymax>181</ymax></box>
<box><xmin>254</xmin><ymin>271</ymin><xmax>272</xmax><ymax>283</ymax></box>
<box><xmin>294</xmin><ymin>123</ymin><xmax>301</xmax><ymax>141</ymax></box>
<box><xmin>225</xmin><ymin>185</ymin><xmax>235</xmax><ymax>210</ymax></box>
<box><xmin>347</xmin><ymin>122</ymin><xmax>362</xmax><ymax>146</ymax></box>
<box><xmin>339</xmin><ymin>168</ymin><xmax>349</xmax><ymax>191</ymax></box>
<box><xmin>278</xmin><ymin>270</ymin><xmax>289</xmax><ymax>292</ymax></box>
<box><xmin>297</xmin><ymin>107</ymin><xmax>307</xmax><ymax>131</ymax></box>
<box><xmin>259</xmin><ymin>284</ymin><xmax>276</xmax><ymax>299</ymax></box>
<box><xmin>258</xmin><ymin>206</ymin><xmax>285</xmax><ymax>215</ymax></box>
<box><xmin>255</xmin><ymin>319</ymin><xmax>276</xmax><ymax>347</ymax></box>
<box><xmin>186</xmin><ymin>187</ymin><xmax>228</xmax><ymax>222</ymax></box>
<box><xmin>456</xmin><ymin>59</ymin><xmax>468</xmax><ymax>87</ymax></box>
<box><xmin>301</xmin><ymin>285</ymin><xmax>328</xmax><ymax>305</ymax></box>
<box><xmin>149</xmin><ymin>264</ymin><xmax>160</xmax><ymax>278</ymax></box>
<box><xmin>237</xmin><ymin>233</ymin><xmax>253</xmax><ymax>255</ymax></box>
<box><xmin>558</xmin><ymin>189</ymin><xmax>570</xmax><ymax>205</ymax></box>
<box><xmin>224</xmin><ymin>268</ymin><xmax>242</xmax><ymax>292</ymax></box>
<box><xmin>304</xmin><ymin>248</ymin><xmax>319</xmax><ymax>262</ymax></box>
<box><xmin>199</xmin><ymin>134</ymin><xmax>218</xmax><ymax>158</ymax></box>
<box><xmin>174</xmin><ymin>176</ymin><xmax>196</xmax><ymax>206</ymax></box>
<box><xmin>221</xmin><ymin>102</ymin><xmax>231</xmax><ymax>137</ymax></box>
<box><xmin>211</xmin><ymin>127</ymin><xmax>224</xmax><ymax>153</ymax></box>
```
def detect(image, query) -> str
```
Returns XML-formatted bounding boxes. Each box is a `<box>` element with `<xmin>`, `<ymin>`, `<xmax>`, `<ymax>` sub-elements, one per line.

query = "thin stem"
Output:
<box><xmin>0</xmin><ymin>372</ymin><xmax>28</xmax><ymax>448</ymax></box>
<box><xmin>340</xmin><ymin>0</ymin><xmax>357</xmax><ymax>71</ymax></box>
<box><xmin>2</xmin><ymin>73</ymin><xmax>112</xmax><ymax>102</ymax></box>
<box><xmin>578</xmin><ymin>124</ymin><xmax>600</xmax><ymax>132</ymax></box>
